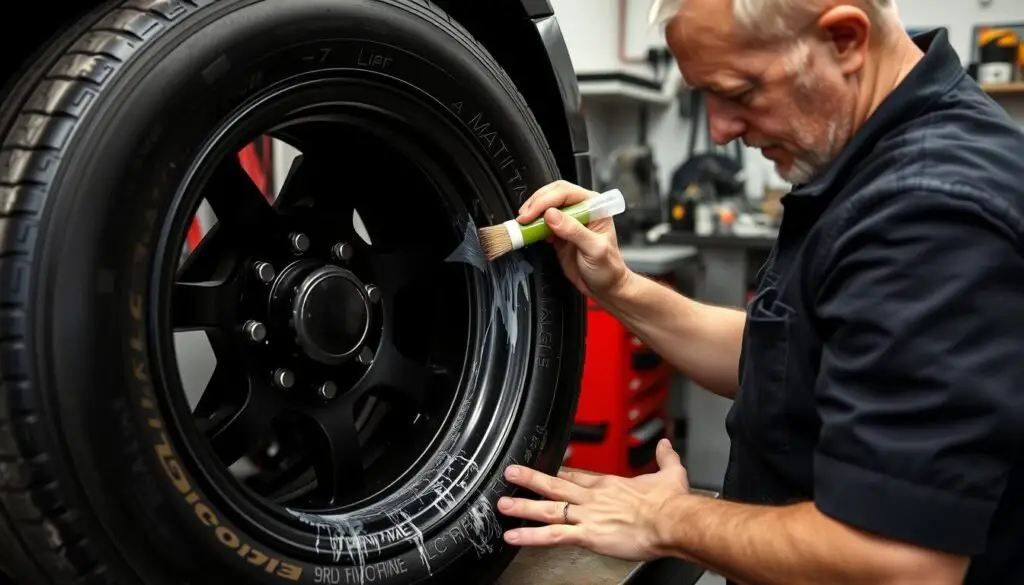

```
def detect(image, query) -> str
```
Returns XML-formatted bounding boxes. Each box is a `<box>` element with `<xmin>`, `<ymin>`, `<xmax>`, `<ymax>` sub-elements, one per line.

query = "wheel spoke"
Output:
<box><xmin>178</xmin><ymin>223</ymin><xmax>236</xmax><ymax>282</ymax></box>
<box><xmin>257</xmin><ymin>465</ymin><xmax>317</xmax><ymax>504</ymax></box>
<box><xmin>192</xmin><ymin>354</ymin><xmax>237</xmax><ymax>418</ymax></box>
<box><xmin>367</xmin><ymin>248</ymin><xmax>435</xmax><ymax>301</ymax></box>
<box><xmin>173</xmin><ymin>281</ymin><xmax>235</xmax><ymax>331</ymax></box>
<box><xmin>273</xmin><ymin>154</ymin><xmax>319</xmax><ymax>212</ymax></box>
<box><xmin>204</xmin><ymin>375</ymin><xmax>276</xmax><ymax>466</ymax></box>
<box><xmin>281</xmin><ymin>155</ymin><xmax>369</xmax><ymax>248</ymax></box>
<box><xmin>303</xmin><ymin>404</ymin><xmax>365</xmax><ymax>503</ymax></box>
<box><xmin>364</xmin><ymin>340</ymin><xmax>430</xmax><ymax>407</ymax></box>
<box><xmin>202</xmin><ymin>156</ymin><xmax>278</xmax><ymax>232</ymax></box>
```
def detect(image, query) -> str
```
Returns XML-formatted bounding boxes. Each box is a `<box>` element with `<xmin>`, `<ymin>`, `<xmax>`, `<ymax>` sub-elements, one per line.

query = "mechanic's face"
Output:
<box><xmin>665</xmin><ymin>0</ymin><xmax>865</xmax><ymax>185</ymax></box>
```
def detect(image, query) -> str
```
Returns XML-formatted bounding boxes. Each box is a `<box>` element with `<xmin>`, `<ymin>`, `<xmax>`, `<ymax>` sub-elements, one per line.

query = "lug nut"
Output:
<box><xmin>365</xmin><ymin>285</ymin><xmax>380</xmax><ymax>303</ymax></box>
<box><xmin>318</xmin><ymin>381</ymin><xmax>338</xmax><ymax>401</ymax></box>
<box><xmin>357</xmin><ymin>347</ymin><xmax>374</xmax><ymax>365</ymax></box>
<box><xmin>332</xmin><ymin>242</ymin><xmax>354</xmax><ymax>261</ymax></box>
<box><xmin>273</xmin><ymin>368</ymin><xmax>295</xmax><ymax>390</ymax></box>
<box><xmin>242</xmin><ymin>320</ymin><xmax>267</xmax><ymax>343</ymax></box>
<box><xmin>290</xmin><ymin>232</ymin><xmax>310</xmax><ymax>254</ymax></box>
<box><xmin>253</xmin><ymin>262</ymin><xmax>276</xmax><ymax>283</ymax></box>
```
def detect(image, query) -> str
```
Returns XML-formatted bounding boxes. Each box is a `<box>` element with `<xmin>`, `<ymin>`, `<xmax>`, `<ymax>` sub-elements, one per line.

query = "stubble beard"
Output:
<box><xmin>777</xmin><ymin>107</ymin><xmax>846</xmax><ymax>185</ymax></box>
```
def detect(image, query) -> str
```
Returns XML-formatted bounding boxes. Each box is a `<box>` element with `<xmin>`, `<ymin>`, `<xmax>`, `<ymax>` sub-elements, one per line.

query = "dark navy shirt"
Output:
<box><xmin>723</xmin><ymin>28</ymin><xmax>1024</xmax><ymax>584</ymax></box>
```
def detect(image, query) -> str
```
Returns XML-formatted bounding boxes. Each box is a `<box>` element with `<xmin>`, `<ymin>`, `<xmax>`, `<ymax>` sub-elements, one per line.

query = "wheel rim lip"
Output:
<box><xmin>148</xmin><ymin>72</ymin><xmax>532</xmax><ymax>561</ymax></box>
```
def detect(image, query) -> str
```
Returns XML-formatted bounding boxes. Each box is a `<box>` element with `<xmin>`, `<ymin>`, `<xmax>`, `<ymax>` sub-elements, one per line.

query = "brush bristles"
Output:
<box><xmin>478</xmin><ymin>224</ymin><xmax>514</xmax><ymax>261</ymax></box>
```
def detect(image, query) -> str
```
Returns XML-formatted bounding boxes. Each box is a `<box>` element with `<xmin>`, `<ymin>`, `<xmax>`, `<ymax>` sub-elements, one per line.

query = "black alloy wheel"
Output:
<box><xmin>168</xmin><ymin>79</ymin><xmax>505</xmax><ymax>517</ymax></box>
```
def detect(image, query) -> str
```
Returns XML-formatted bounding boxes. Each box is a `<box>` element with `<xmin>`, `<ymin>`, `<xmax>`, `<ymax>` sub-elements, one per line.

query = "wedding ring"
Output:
<box><xmin>562</xmin><ymin>501</ymin><xmax>571</xmax><ymax>524</ymax></box>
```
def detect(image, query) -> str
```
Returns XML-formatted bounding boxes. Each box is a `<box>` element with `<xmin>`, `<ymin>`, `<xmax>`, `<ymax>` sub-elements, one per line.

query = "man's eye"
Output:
<box><xmin>731</xmin><ymin>89</ymin><xmax>754</xmax><ymax>104</ymax></box>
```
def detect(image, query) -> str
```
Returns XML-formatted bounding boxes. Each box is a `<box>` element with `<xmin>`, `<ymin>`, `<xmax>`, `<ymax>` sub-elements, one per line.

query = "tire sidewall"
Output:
<box><xmin>37</xmin><ymin>2</ymin><xmax>582</xmax><ymax>584</ymax></box>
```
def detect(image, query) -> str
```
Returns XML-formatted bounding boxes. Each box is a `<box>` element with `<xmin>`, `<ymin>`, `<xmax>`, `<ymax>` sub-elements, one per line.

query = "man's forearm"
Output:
<box><xmin>600</xmin><ymin>271</ymin><xmax>745</xmax><ymax>400</ymax></box>
<box><xmin>654</xmin><ymin>496</ymin><xmax>969</xmax><ymax>585</ymax></box>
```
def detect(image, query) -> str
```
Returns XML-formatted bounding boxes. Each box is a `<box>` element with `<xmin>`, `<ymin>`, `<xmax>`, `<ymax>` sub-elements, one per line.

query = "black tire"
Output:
<box><xmin>0</xmin><ymin>1</ymin><xmax>586</xmax><ymax>584</ymax></box>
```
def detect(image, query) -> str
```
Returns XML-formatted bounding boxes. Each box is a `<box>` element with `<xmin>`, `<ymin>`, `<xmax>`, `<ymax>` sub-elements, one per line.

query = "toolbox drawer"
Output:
<box><xmin>569</xmin><ymin>301</ymin><xmax>674</xmax><ymax>477</ymax></box>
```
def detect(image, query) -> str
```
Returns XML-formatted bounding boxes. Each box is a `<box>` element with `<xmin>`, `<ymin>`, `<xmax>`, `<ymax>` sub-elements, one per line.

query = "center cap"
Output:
<box><xmin>292</xmin><ymin>266</ymin><xmax>371</xmax><ymax>364</ymax></box>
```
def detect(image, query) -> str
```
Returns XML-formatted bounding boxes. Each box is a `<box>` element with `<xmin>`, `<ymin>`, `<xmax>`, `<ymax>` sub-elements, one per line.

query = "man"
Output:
<box><xmin>494</xmin><ymin>0</ymin><xmax>1024</xmax><ymax>583</ymax></box>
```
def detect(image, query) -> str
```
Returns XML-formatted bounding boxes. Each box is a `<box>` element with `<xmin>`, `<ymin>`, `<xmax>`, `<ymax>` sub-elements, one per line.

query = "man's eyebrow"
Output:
<box><xmin>687</xmin><ymin>81</ymin><xmax>749</xmax><ymax>96</ymax></box>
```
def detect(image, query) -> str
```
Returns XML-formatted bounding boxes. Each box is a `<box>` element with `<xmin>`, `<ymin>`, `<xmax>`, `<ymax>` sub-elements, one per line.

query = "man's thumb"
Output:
<box><xmin>544</xmin><ymin>209</ymin><xmax>604</xmax><ymax>258</ymax></box>
<box><xmin>655</xmin><ymin>438</ymin><xmax>682</xmax><ymax>471</ymax></box>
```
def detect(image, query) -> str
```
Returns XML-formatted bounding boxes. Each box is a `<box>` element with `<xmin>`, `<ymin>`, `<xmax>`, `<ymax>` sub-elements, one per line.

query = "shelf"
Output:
<box><xmin>577</xmin><ymin>72</ymin><xmax>676</xmax><ymax>106</ymax></box>
<box><xmin>579</xmin><ymin>79</ymin><xmax>674</xmax><ymax>105</ymax></box>
<box><xmin>982</xmin><ymin>82</ymin><xmax>1024</xmax><ymax>95</ymax></box>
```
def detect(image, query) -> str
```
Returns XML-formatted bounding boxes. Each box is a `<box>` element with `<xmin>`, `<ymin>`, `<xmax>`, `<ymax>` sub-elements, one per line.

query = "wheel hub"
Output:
<box><xmin>292</xmin><ymin>266</ymin><xmax>371</xmax><ymax>364</ymax></box>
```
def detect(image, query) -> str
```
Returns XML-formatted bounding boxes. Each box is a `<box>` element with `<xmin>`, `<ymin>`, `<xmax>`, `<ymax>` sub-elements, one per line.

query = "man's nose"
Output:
<box><xmin>705</xmin><ymin>96</ymin><xmax>747</xmax><ymax>145</ymax></box>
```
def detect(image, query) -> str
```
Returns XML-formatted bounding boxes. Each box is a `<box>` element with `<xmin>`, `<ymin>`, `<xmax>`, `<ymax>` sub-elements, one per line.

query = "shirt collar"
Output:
<box><xmin>789</xmin><ymin>27</ymin><xmax>965</xmax><ymax>198</ymax></box>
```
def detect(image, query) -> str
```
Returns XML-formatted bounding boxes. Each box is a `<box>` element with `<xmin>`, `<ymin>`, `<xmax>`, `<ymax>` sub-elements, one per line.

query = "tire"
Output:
<box><xmin>0</xmin><ymin>1</ymin><xmax>586</xmax><ymax>584</ymax></box>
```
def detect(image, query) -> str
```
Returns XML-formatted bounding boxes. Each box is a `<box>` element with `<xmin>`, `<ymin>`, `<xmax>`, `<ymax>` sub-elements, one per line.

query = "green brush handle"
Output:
<box><xmin>518</xmin><ymin>200</ymin><xmax>592</xmax><ymax>246</ymax></box>
<box><xmin>502</xmin><ymin>189</ymin><xmax>626</xmax><ymax>252</ymax></box>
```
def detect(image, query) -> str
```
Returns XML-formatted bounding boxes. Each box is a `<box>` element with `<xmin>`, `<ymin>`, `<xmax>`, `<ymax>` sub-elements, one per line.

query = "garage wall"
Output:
<box><xmin>552</xmin><ymin>0</ymin><xmax>1024</xmax><ymax>200</ymax></box>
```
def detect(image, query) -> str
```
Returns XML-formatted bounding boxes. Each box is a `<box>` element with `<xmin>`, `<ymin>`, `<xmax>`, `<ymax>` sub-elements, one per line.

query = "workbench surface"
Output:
<box><xmin>620</xmin><ymin>244</ymin><xmax>699</xmax><ymax>275</ymax></box>
<box><xmin>493</xmin><ymin>484</ymin><xmax>718</xmax><ymax>585</ymax></box>
<box><xmin>498</xmin><ymin>546</ymin><xmax>642</xmax><ymax>585</ymax></box>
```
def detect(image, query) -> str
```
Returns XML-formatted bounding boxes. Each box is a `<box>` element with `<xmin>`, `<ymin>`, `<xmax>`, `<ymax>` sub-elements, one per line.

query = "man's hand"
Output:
<box><xmin>496</xmin><ymin>438</ymin><xmax>688</xmax><ymax>562</ymax></box>
<box><xmin>518</xmin><ymin>180</ymin><xmax>634</xmax><ymax>302</ymax></box>
<box><xmin>497</xmin><ymin>439</ymin><xmax>969</xmax><ymax>585</ymax></box>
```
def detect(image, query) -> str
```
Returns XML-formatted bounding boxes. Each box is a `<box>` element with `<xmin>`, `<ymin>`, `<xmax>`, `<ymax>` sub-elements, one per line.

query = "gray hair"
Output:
<box><xmin>648</xmin><ymin>0</ymin><xmax>898</xmax><ymax>43</ymax></box>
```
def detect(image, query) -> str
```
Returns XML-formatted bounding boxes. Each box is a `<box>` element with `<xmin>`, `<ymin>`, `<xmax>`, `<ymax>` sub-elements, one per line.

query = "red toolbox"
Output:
<box><xmin>563</xmin><ymin>297</ymin><xmax>674</xmax><ymax>477</ymax></box>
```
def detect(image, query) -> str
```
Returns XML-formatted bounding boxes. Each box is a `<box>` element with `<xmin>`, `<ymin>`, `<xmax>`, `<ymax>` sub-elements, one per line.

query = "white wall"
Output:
<box><xmin>553</xmin><ymin>0</ymin><xmax>671</xmax><ymax>79</ymax></box>
<box><xmin>899</xmin><ymin>0</ymin><xmax>1024</xmax><ymax>121</ymax></box>
<box><xmin>551</xmin><ymin>0</ymin><xmax>1024</xmax><ymax>200</ymax></box>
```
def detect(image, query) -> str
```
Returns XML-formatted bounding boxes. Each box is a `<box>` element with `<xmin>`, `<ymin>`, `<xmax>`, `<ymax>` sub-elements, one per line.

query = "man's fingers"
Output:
<box><xmin>518</xmin><ymin>180</ymin><xmax>595</xmax><ymax>223</ymax></box>
<box><xmin>504</xmin><ymin>465</ymin><xmax>589</xmax><ymax>503</ymax></box>
<box><xmin>544</xmin><ymin>209</ymin><xmax>607</xmax><ymax>259</ymax></box>
<box><xmin>503</xmin><ymin>524</ymin><xmax>584</xmax><ymax>547</ymax></box>
<box><xmin>558</xmin><ymin>469</ymin><xmax>602</xmax><ymax>488</ymax></box>
<box><xmin>655</xmin><ymin>438</ymin><xmax>683</xmax><ymax>471</ymax></box>
<box><xmin>497</xmin><ymin>496</ymin><xmax>578</xmax><ymax>524</ymax></box>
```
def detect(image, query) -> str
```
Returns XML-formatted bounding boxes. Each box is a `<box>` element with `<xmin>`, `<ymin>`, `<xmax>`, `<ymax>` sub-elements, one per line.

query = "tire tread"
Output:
<box><xmin>0</xmin><ymin>2</ymin><xmax>203</xmax><ymax>581</ymax></box>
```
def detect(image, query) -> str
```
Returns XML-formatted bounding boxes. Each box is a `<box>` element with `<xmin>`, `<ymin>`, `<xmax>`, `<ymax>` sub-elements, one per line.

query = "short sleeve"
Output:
<box><xmin>811</xmin><ymin>190</ymin><xmax>1024</xmax><ymax>555</ymax></box>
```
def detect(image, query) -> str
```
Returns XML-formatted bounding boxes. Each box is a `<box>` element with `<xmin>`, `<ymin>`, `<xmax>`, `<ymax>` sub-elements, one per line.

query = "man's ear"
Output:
<box><xmin>817</xmin><ymin>5</ymin><xmax>871</xmax><ymax>75</ymax></box>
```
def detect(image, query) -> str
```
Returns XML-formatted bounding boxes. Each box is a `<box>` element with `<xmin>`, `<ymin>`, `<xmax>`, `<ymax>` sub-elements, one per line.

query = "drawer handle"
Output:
<box><xmin>570</xmin><ymin>423</ymin><xmax>608</xmax><ymax>443</ymax></box>
<box><xmin>631</xmin><ymin>350</ymin><xmax>662</xmax><ymax>371</ymax></box>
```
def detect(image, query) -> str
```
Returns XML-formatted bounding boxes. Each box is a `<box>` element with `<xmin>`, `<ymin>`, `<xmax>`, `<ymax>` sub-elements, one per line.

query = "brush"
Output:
<box><xmin>478</xmin><ymin>189</ymin><xmax>626</xmax><ymax>262</ymax></box>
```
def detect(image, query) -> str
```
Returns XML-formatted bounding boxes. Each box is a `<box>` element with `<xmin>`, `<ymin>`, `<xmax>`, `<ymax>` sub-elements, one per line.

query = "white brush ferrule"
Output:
<box><xmin>503</xmin><ymin>219</ymin><xmax>525</xmax><ymax>250</ymax></box>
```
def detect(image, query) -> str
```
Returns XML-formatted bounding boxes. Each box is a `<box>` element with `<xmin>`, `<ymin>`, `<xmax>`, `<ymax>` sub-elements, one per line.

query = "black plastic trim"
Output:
<box><xmin>575</xmin><ymin>152</ymin><xmax>594</xmax><ymax>190</ymax></box>
<box><xmin>532</xmin><ymin>14</ymin><xmax>589</xmax><ymax>153</ymax></box>
<box><xmin>519</xmin><ymin>0</ymin><xmax>554</xmax><ymax>17</ymax></box>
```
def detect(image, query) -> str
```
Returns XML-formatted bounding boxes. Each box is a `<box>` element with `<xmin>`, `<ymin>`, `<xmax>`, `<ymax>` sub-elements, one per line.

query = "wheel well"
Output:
<box><xmin>0</xmin><ymin>0</ymin><xmax>578</xmax><ymax>181</ymax></box>
<box><xmin>438</xmin><ymin>0</ymin><xmax>581</xmax><ymax>183</ymax></box>
<box><xmin>0</xmin><ymin>2</ymin><xmax>100</xmax><ymax>96</ymax></box>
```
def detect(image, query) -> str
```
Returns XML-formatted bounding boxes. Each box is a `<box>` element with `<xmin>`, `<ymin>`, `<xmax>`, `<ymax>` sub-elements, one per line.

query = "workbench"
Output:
<box><xmin>619</xmin><ymin>244</ymin><xmax>700</xmax><ymax>276</ymax></box>
<box><xmin>493</xmin><ymin>475</ymin><xmax>716</xmax><ymax>584</ymax></box>
<box><xmin>499</xmin><ymin>546</ymin><xmax>712</xmax><ymax>585</ymax></box>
